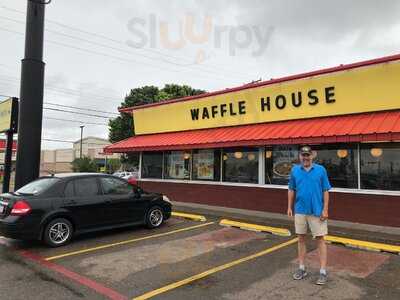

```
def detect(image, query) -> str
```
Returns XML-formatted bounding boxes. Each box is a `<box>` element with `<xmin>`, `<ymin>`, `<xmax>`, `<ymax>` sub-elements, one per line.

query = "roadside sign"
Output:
<box><xmin>0</xmin><ymin>98</ymin><xmax>18</xmax><ymax>133</ymax></box>
<box><xmin>0</xmin><ymin>97</ymin><xmax>18</xmax><ymax>193</ymax></box>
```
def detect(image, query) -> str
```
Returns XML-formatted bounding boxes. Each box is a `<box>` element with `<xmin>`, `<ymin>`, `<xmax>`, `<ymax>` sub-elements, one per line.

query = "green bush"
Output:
<box><xmin>71</xmin><ymin>157</ymin><xmax>98</xmax><ymax>172</ymax></box>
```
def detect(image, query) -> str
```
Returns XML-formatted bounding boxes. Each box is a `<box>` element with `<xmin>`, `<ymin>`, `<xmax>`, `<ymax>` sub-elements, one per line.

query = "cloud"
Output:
<box><xmin>0</xmin><ymin>0</ymin><xmax>399</xmax><ymax>149</ymax></box>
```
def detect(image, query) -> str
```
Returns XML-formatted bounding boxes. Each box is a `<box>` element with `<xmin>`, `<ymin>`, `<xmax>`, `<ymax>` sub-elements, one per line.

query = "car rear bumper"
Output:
<box><xmin>0</xmin><ymin>218</ymin><xmax>40</xmax><ymax>240</ymax></box>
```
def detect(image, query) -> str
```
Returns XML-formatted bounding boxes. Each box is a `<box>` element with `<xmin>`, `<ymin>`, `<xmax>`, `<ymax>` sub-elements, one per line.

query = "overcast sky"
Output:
<box><xmin>0</xmin><ymin>0</ymin><xmax>399</xmax><ymax>149</ymax></box>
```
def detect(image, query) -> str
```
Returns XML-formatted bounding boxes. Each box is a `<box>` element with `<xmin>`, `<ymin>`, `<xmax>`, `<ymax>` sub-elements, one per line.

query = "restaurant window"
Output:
<box><xmin>141</xmin><ymin>152</ymin><xmax>163</xmax><ymax>179</ymax></box>
<box><xmin>360</xmin><ymin>143</ymin><xmax>400</xmax><ymax>191</ymax></box>
<box><xmin>222</xmin><ymin>148</ymin><xmax>258</xmax><ymax>183</ymax></box>
<box><xmin>192</xmin><ymin>149</ymin><xmax>221</xmax><ymax>181</ymax></box>
<box><xmin>313</xmin><ymin>144</ymin><xmax>358</xmax><ymax>188</ymax></box>
<box><xmin>164</xmin><ymin>151</ymin><xmax>191</xmax><ymax>180</ymax></box>
<box><xmin>265</xmin><ymin>145</ymin><xmax>298</xmax><ymax>185</ymax></box>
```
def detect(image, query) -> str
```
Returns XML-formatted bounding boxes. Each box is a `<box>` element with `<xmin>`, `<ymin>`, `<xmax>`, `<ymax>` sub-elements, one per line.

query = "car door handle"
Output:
<box><xmin>105</xmin><ymin>199</ymin><xmax>112</xmax><ymax>204</ymax></box>
<box><xmin>66</xmin><ymin>199</ymin><xmax>76</xmax><ymax>205</ymax></box>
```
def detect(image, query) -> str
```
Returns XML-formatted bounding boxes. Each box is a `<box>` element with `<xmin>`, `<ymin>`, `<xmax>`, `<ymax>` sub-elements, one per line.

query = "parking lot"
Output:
<box><xmin>1</xmin><ymin>212</ymin><xmax>400</xmax><ymax>300</ymax></box>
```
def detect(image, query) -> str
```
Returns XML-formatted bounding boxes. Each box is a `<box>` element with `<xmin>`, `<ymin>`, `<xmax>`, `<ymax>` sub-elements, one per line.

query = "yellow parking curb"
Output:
<box><xmin>219</xmin><ymin>219</ymin><xmax>291</xmax><ymax>237</ymax></box>
<box><xmin>325</xmin><ymin>235</ymin><xmax>400</xmax><ymax>254</ymax></box>
<box><xmin>171</xmin><ymin>212</ymin><xmax>207</xmax><ymax>222</ymax></box>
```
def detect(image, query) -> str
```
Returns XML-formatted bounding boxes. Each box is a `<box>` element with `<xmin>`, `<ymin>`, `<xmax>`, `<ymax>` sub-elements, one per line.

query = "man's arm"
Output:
<box><xmin>321</xmin><ymin>191</ymin><xmax>329</xmax><ymax>220</ymax></box>
<box><xmin>321</xmin><ymin>167</ymin><xmax>331</xmax><ymax>221</ymax></box>
<box><xmin>287</xmin><ymin>170</ymin><xmax>296</xmax><ymax>218</ymax></box>
<box><xmin>288</xmin><ymin>189</ymin><xmax>295</xmax><ymax>217</ymax></box>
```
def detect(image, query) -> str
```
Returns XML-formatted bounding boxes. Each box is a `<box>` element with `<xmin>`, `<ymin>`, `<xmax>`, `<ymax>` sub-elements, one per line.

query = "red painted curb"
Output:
<box><xmin>18</xmin><ymin>250</ymin><xmax>128</xmax><ymax>300</ymax></box>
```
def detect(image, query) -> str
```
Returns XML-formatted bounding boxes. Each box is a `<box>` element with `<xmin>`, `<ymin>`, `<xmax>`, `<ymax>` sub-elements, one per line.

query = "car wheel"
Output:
<box><xmin>146</xmin><ymin>206</ymin><xmax>164</xmax><ymax>229</ymax></box>
<box><xmin>43</xmin><ymin>218</ymin><xmax>73</xmax><ymax>247</ymax></box>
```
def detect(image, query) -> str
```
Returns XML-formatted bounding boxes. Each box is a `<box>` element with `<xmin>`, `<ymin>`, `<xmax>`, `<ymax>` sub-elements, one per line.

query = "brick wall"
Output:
<box><xmin>139</xmin><ymin>181</ymin><xmax>400</xmax><ymax>228</ymax></box>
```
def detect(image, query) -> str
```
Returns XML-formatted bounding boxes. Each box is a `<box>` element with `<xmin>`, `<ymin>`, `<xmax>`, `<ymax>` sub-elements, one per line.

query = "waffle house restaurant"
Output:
<box><xmin>105</xmin><ymin>54</ymin><xmax>400</xmax><ymax>228</ymax></box>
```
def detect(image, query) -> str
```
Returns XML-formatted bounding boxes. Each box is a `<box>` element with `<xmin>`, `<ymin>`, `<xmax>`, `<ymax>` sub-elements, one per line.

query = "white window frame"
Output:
<box><xmin>137</xmin><ymin>141</ymin><xmax>400</xmax><ymax>196</ymax></box>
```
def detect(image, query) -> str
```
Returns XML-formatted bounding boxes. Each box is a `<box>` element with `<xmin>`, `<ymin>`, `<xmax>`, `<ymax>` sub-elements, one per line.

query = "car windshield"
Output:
<box><xmin>15</xmin><ymin>177</ymin><xmax>60</xmax><ymax>195</ymax></box>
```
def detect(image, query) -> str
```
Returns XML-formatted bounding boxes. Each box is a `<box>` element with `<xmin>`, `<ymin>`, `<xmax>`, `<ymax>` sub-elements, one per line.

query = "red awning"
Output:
<box><xmin>104</xmin><ymin>111</ymin><xmax>400</xmax><ymax>153</ymax></box>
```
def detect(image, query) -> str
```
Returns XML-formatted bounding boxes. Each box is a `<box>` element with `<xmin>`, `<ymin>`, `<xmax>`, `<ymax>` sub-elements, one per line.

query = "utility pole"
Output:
<box><xmin>15</xmin><ymin>0</ymin><xmax>50</xmax><ymax>189</ymax></box>
<box><xmin>80</xmin><ymin>125</ymin><xmax>84</xmax><ymax>159</ymax></box>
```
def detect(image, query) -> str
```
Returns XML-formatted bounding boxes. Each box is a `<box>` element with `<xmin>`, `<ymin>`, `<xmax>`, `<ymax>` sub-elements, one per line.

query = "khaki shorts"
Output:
<box><xmin>295</xmin><ymin>214</ymin><xmax>328</xmax><ymax>237</ymax></box>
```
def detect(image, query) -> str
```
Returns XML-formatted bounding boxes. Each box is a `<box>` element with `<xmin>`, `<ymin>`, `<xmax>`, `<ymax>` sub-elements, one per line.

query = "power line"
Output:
<box><xmin>0</xmin><ymin>62</ymin><xmax>123</xmax><ymax>99</ymax></box>
<box><xmin>0</xmin><ymin>8</ymin><xmax>255</xmax><ymax>79</ymax></box>
<box><xmin>42</xmin><ymin>138</ymin><xmax>75</xmax><ymax>143</ymax></box>
<box><xmin>44</xmin><ymin>102</ymin><xmax>119</xmax><ymax>116</ymax></box>
<box><xmin>0</xmin><ymin>76</ymin><xmax>122</xmax><ymax>108</ymax></box>
<box><xmin>0</xmin><ymin>73</ymin><xmax>121</xmax><ymax>103</ymax></box>
<box><xmin>2</xmin><ymin>90</ymin><xmax>120</xmax><ymax>122</ymax></box>
<box><xmin>0</xmin><ymin>25</ymin><xmax>236</xmax><ymax>81</ymax></box>
<box><xmin>43</xmin><ymin>116</ymin><xmax>109</xmax><ymax>126</ymax></box>
<box><xmin>43</xmin><ymin>107</ymin><xmax>112</xmax><ymax>119</ymax></box>
<box><xmin>40</xmin><ymin>22</ymin><xmax>245</xmax><ymax>81</ymax></box>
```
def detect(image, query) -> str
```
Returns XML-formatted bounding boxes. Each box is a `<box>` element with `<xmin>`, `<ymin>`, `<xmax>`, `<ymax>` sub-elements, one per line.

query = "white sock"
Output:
<box><xmin>320</xmin><ymin>268</ymin><xmax>327</xmax><ymax>275</ymax></box>
<box><xmin>299</xmin><ymin>264</ymin><xmax>305</xmax><ymax>271</ymax></box>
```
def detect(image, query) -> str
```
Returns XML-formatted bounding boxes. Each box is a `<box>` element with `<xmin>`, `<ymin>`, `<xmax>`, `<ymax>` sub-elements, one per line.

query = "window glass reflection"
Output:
<box><xmin>360</xmin><ymin>143</ymin><xmax>400</xmax><ymax>190</ymax></box>
<box><xmin>223</xmin><ymin>148</ymin><xmax>258</xmax><ymax>183</ymax></box>
<box><xmin>141</xmin><ymin>152</ymin><xmax>163</xmax><ymax>179</ymax></box>
<box><xmin>164</xmin><ymin>151</ymin><xmax>191</xmax><ymax>180</ymax></box>
<box><xmin>313</xmin><ymin>144</ymin><xmax>358</xmax><ymax>188</ymax></box>
<box><xmin>265</xmin><ymin>145</ymin><xmax>298</xmax><ymax>185</ymax></box>
<box><xmin>192</xmin><ymin>149</ymin><xmax>221</xmax><ymax>181</ymax></box>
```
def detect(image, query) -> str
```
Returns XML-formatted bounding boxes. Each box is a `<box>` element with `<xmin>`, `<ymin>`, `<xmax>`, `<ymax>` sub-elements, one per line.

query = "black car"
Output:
<box><xmin>0</xmin><ymin>173</ymin><xmax>172</xmax><ymax>247</ymax></box>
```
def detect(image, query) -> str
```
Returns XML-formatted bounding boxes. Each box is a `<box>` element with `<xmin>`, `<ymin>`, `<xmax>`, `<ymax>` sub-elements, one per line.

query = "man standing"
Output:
<box><xmin>287</xmin><ymin>145</ymin><xmax>331</xmax><ymax>285</ymax></box>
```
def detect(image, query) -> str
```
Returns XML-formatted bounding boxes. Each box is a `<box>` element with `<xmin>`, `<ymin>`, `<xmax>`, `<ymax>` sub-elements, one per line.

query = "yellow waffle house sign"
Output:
<box><xmin>132</xmin><ymin>59</ymin><xmax>400</xmax><ymax>135</ymax></box>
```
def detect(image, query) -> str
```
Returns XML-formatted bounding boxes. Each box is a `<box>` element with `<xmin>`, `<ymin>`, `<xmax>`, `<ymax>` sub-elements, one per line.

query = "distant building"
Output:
<box><xmin>0</xmin><ymin>139</ymin><xmax>17</xmax><ymax>170</ymax></box>
<box><xmin>40</xmin><ymin>137</ymin><xmax>120</xmax><ymax>175</ymax></box>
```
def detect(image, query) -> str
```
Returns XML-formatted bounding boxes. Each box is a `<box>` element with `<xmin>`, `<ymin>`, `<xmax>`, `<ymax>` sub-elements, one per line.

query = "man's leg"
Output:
<box><xmin>316</xmin><ymin>236</ymin><xmax>327</xmax><ymax>270</ymax></box>
<box><xmin>293</xmin><ymin>214</ymin><xmax>308</xmax><ymax>280</ymax></box>
<box><xmin>298</xmin><ymin>234</ymin><xmax>307</xmax><ymax>267</ymax></box>
<box><xmin>310</xmin><ymin>216</ymin><xmax>328</xmax><ymax>285</ymax></box>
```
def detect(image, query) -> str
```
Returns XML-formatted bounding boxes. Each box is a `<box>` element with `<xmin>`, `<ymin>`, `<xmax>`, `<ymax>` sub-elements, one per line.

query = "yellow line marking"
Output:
<box><xmin>171</xmin><ymin>212</ymin><xmax>207</xmax><ymax>222</ymax></box>
<box><xmin>325</xmin><ymin>235</ymin><xmax>400</xmax><ymax>254</ymax></box>
<box><xmin>45</xmin><ymin>222</ymin><xmax>215</xmax><ymax>261</ymax></box>
<box><xmin>133</xmin><ymin>237</ymin><xmax>298</xmax><ymax>300</ymax></box>
<box><xmin>220</xmin><ymin>219</ymin><xmax>291</xmax><ymax>237</ymax></box>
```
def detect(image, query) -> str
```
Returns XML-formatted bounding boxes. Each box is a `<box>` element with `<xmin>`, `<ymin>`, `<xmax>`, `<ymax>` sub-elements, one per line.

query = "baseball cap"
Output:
<box><xmin>300</xmin><ymin>145</ymin><xmax>312</xmax><ymax>155</ymax></box>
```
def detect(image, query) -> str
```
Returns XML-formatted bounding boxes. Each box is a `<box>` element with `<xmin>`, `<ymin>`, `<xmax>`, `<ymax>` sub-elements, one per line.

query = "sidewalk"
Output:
<box><xmin>172</xmin><ymin>201</ymin><xmax>400</xmax><ymax>245</ymax></box>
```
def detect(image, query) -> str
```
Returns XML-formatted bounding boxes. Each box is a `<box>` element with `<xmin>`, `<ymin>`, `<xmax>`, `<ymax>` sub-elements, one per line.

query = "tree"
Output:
<box><xmin>109</xmin><ymin>84</ymin><xmax>205</xmax><ymax>143</ymax></box>
<box><xmin>108</xmin><ymin>84</ymin><xmax>205</xmax><ymax>165</ymax></box>
<box><xmin>106</xmin><ymin>158</ymin><xmax>121</xmax><ymax>173</ymax></box>
<box><xmin>71</xmin><ymin>157</ymin><xmax>98</xmax><ymax>172</ymax></box>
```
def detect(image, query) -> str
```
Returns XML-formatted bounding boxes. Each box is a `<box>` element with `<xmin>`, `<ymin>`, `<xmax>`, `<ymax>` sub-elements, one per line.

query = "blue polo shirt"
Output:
<box><xmin>288</xmin><ymin>163</ymin><xmax>331</xmax><ymax>217</ymax></box>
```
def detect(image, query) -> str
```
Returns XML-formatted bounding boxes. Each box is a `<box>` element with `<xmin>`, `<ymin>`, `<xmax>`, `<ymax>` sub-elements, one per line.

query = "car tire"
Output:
<box><xmin>146</xmin><ymin>206</ymin><xmax>164</xmax><ymax>229</ymax></box>
<box><xmin>43</xmin><ymin>218</ymin><xmax>73</xmax><ymax>247</ymax></box>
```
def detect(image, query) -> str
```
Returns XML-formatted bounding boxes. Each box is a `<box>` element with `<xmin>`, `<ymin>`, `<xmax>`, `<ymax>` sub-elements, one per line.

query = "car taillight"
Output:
<box><xmin>11</xmin><ymin>200</ymin><xmax>32</xmax><ymax>216</ymax></box>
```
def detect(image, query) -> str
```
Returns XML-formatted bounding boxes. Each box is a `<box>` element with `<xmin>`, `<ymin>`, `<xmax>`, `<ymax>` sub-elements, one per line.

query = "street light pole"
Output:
<box><xmin>79</xmin><ymin>125</ymin><xmax>84</xmax><ymax>159</ymax></box>
<box><xmin>15</xmin><ymin>0</ymin><xmax>50</xmax><ymax>189</ymax></box>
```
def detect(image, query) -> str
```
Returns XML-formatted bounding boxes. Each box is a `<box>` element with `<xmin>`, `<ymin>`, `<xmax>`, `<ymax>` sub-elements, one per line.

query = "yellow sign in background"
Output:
<box><xmin>0</xmin><ymin>98</ymin><xmax>13</xmax><ymax>133</ymax></box>
<box><xmin>133</xmin><ymin>60</ymin><xmax>400</xmax><ymax>135</ymax></box>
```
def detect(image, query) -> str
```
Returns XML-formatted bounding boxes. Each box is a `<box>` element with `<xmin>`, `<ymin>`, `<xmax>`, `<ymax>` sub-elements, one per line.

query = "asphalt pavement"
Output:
<box><xmin>1</xmin><ymin>211</ymin><xmax>400</xmax><ymax>300</ymax></box>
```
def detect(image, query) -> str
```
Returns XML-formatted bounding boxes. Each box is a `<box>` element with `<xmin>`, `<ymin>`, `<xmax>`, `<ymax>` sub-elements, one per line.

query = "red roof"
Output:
<box><xmin>120</xmin><ymin>53</ymin><xmax>400</xmax><ymax>113</ymax></box>
<box><xmin>104</xmin><ymin>110</ymin><xmax>400</xmax><ymax>153</ymax></box>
